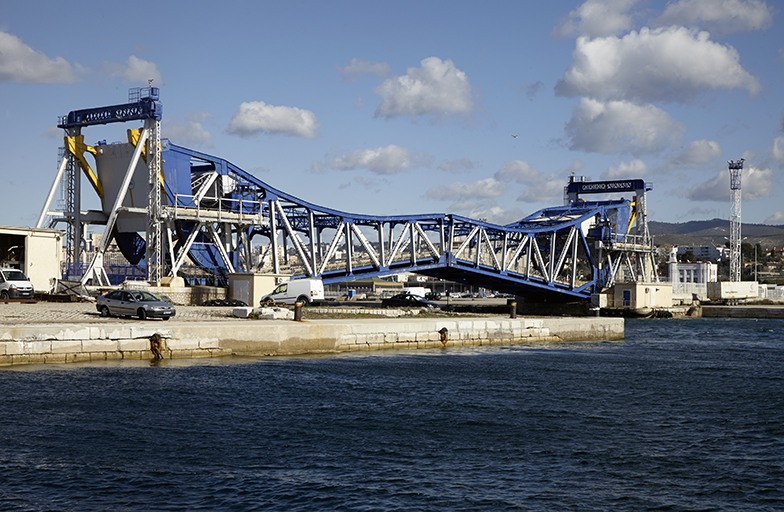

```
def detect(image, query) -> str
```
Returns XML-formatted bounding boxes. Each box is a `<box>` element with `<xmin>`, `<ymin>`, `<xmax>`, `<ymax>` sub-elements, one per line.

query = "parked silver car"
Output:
<box><xmin>96</xmin><ymin>289</ymin><xmax>176</xmax><ymax>320</ymax></box>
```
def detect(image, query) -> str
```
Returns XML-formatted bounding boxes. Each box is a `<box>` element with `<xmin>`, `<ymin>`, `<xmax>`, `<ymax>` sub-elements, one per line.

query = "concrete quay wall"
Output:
<box><xmin>700</xmin><ymin>305</ymin><xmax>784</xmax><ymax>319</ymax></box>
<box><xmin>0</xmin><ymin>316</ymin><xmax>624</xmax><ymax>366</ymax></box>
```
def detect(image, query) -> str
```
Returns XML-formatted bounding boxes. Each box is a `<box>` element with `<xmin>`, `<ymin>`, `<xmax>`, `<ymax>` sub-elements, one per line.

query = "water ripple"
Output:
<box><xmin>0</xmin><ymin>318</ymin><xmax>782</xmax><ymax>511</ymax></box>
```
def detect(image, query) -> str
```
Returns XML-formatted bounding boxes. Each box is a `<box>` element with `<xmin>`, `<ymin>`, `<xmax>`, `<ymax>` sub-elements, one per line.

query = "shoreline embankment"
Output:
<box><xmin>0</xmin><ymin>315</ymin><xmax>624</xmax><ymax>367</ymax></box>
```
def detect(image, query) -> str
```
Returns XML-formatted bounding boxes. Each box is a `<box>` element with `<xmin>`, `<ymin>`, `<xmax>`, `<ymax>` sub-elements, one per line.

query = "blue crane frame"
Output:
<box><xmin>49</xmin><ymin>89</ymin><xmax>652</xmax><ymax>301</ymax></box>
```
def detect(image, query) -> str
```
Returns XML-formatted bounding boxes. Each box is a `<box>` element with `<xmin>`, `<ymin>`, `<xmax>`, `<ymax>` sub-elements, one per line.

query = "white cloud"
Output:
<box><xmin>336</xmin><ymin>58</ymin><xmax>391</xmax><ymax>82</ymax></box>
<box><xmin>465</xmin><ymin>205</ymin><xmax>526</xmax><ymax>225</ymax></box>
<box><xmin>772</xmin><ymin>136</ymin><xmax>784</xmax><ymax>162</ymax></box>
<box><xmin>425</xmin><ymin>178</ymin><xmax>505</xmax><ymax>201</ymax></box>
<box><xmin>227</xmin><ymin>101</ymin><xmax>319</xmax><ymax>138</ymax></box>
<box><xmin>686</xmin><ymin>166</ymin><xmax>774</xmax><ymax>201</ymax></box>
<box><xmin>163</xmin><ymin>112</ymin><xmax>214</xmax><ymax>148</ymax></box>
<box><xmin>764</xmin><ymin>211</ymin><xmax>784</xmax><ymax>225</ymax></box>
<box><xmin>602</xmin><ymin>159</ymin><xmax>648</xmax><ymax>179</ymax></box>
<box><xmin>374</xmin><ymin>57</ymin><xmax>473</xmax><ymax>119</ymax></box>
<box><xmin>103</xmin><ymin>55</ymin><xmax>161</xmax><ymax>84</ymax></box>
<box><xmin>552</xmin><ymin>0</ymin><xmax>638</xmax><ymax>39</ymax></box>
<box><xmin>651</xmin><ymin>0</ymin><xmax>775</xmax><ymax>36</ymax></box>
<box><xmin>326</xmin><ymin>145</ymin><xmax>428</xmax><ymax>174</ymax></box>
<box><xmin>494</xmin><ymin>160</ymin><xmax>541</xmax><ymax>183</ymax></box>
<box><xmin>676</xmin><ymin>139</ymin><xmax>723</xmax><ymax>166</ymax></box>
<box><xmin>0</xmin><ymin>31</ymin><xmax>80</xmax><ymax>83</ymax></box>
<box><xmin>516</xmin><ymin>177</ymin><xmax>568</xmax><ymax>203</ymax></box>
<box><xmin>438</xmin><ymin>158</ymin><xmax>475</xmax><ymax>172</ymax></box>
<box><xmin>564</xmin><ymin>98</ymin><xmax>686</xmax><ymax>155</ymax></box>
<box><xmin>493</xmin><ymin>160</ymin><xmax>568</xmax><ymax>204</ymax></box>
<box><xmin>555</xmin><ymin>27</ymin><xmax>762</xmax><ymax>104</ymax></box>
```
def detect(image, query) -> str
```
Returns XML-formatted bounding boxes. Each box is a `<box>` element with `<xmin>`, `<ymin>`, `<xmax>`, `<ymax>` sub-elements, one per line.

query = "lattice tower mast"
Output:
<box><xmin>728</xmin><ymin>158</ymin><xmax>744</xmax><ymax>282</ymax></box>
<box><xmin>56</xmin><ymin>147</ymin><xmax>76</xmax><ymax>268</ymax></box>
<box><xmin>145</xmin><ymin>115</ymin><xmax>163</xmax><ymax>284</ymax></box>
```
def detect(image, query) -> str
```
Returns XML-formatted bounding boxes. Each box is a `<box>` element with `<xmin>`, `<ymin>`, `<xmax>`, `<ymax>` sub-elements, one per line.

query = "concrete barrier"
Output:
<box><xmin>0</xmin><ymin>316</ymin><xmax>623</xmax><ymax>366</ymax></box>
<box><xmin>701</xmin><ymin>305</ymin><xmax>784</xmax><ymax>319</ymax></box>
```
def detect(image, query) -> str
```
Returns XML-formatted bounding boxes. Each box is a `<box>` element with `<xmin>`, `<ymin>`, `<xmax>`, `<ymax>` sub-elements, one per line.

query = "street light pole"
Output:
<box><xmin>754</xmin><ymin>243</ymin><xmax>757</xmax><ymax>282</ymax></box>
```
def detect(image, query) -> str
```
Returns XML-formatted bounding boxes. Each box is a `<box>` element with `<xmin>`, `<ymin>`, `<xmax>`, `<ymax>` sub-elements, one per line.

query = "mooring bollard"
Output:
<box><xmin>294</xmin><ymin>302</ymin><xmax>303</xmax><ymax>322</ymax></box>
<box><xmin>510</xmin><ymin>301</ymin><xmax>517</xmax><ymax>319</ymax></box>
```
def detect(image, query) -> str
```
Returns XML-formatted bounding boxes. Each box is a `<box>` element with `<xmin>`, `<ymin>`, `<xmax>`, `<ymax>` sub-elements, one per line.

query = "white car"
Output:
<box><xmin>0</xmin><ymin>268</ymin><xmax>34</xmax><ymax>300</ymax></box>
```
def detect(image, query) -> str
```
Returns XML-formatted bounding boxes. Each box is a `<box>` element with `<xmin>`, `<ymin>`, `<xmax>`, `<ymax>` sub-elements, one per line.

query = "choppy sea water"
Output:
<box><xmin>0</xmin><ymin>317</ymin><xmax>782</xmax><ymax>511</ymax></box>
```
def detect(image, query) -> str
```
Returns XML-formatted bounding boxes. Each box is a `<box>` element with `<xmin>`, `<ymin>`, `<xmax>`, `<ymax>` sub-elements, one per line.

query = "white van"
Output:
<box><xmin>261</xmin><ymin>278</ymin><xmax>324</xmax><ymax>305</ymax></box>
<box><xmin>401</xmin><ymin>287</ymin><xmax>430</xmax><ymax>298</ymax></box>
<box><xmin>0</xmin><ymin>268</ymin><xmax>35</xmax><ymax>300</ymax></box>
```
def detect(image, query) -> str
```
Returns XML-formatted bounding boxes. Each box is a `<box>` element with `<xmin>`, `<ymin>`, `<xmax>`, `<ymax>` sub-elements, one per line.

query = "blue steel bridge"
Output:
<box><xmin>38</xmin><ymin>89</ymin><xmax>658</xmax><ymax>301</ymax></box>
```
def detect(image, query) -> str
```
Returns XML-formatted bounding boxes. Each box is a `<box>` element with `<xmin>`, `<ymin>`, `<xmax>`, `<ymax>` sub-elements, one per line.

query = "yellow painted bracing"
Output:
<box><xmin>627</xmin><ymin>198</ymin><xmax>637</xmax><ymax>234</ymax></box>
<box><xmin>64</xmin><ymin>135</ymin><xmax>104</xmax><ymax>199</ymax></box>
<box><xmin>127</xmin><ymin>128</ymin><xmax>165</xmax><ymax>188</ymax></box>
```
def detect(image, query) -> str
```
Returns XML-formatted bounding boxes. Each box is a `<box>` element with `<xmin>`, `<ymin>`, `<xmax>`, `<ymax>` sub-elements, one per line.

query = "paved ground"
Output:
<box><xmin>0</xmin><ymin>297</ymin><xmax>512</xmax><ymax>325</ymax></box>
<box><xmin>0</xmin><ymin>301</ymin><xmax>241</xmax><ymax>325</ymax></box>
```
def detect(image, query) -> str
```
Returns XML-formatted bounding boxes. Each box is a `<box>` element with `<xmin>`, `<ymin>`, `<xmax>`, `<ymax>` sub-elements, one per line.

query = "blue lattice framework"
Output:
<box><xmin>57</xmin><ymin>88</ymin><xmax>162</xmax><ymax>129</ymax></box>
<box><xmin>161</xmin><ymin>143</ymin><xmax>650</xmax><ymax>300</ymax></box>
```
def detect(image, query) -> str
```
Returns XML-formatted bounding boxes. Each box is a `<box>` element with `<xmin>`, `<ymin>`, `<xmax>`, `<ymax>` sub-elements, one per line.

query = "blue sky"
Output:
<box><xmin>2</xmin><ymin>0</ymin><xmax>783</xmax><ymax>230</ymax></box>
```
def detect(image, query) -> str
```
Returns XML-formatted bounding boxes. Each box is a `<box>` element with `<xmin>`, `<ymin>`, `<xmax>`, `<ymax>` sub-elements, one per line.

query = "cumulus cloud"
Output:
<box><xmin>493</xmin><ymin>160</ymin><xmax>568</xmax><ymax>203</ymax></box>
<box><xmin>374</xmin><ymin>57</ymin><xmax>474</xmax><ymax>119</ymax></box>
<box><xmin>764</xmin><ymin>211</ymin><xmax>784</xmax><ymax>225</ymax></box>
<box><xmin>651</xmin><ymin>0</ymin><xmax>775</xmax><ymax>36</ymax></box>
<box><xmin>773</xmin><ymin>136</ymin><xmax>784</xmax><ymax>162</ymax></box>
<box><xmin>564</xmin><ymin>98</ymin><xmax>686</xmax><ymax>155</ymax></box>
<box><xmin>676</xmin><ymin>139</ymin><xmax>723</xmax><ymax>166</ymax></box>
<box><xmin>660</xmin><ymin>139</ymin><xmax>723</xmax><ymax>171</ymax></box>
<box><xmin>325</xmin><ymin>145</ymin><xmax>429</xmax><ymax>174</ymax></box>
<box><xmin>0</xmin><ymin>30</ymin><xmax>80</xmax><ymax>83</ymax></box>
<box><xmin>163</xmin><ymin>112</ymin><xmax>214</xmax><ymax>148</ymax></box>
<box><xmin>227</xmin><ymin>101</ymin><xmax>320</xmax><ymax>138</ymax></box>
<box><xmin>465</xmin><ymin>205</ymin><xmax>526</xmax><ymax>225</ymax></box>
<box><xmin>336</xmin><ymin>58</ymin><xmax>391</xmax><ymax>82</ymax></box>
<box><xmin>685</xmin><ymin>166</ymin><xmax>774</xmax><ymax>201</ymax></box>
<box><xmin>602</xmin><ymin>159</ymin><xmax>649</xmax><ymax>179</ymax></box>
<box><xmin>494</xmin><ymin>160</ymin><xmax>541</xmax><ymax>183</ymax></box>
<box><xmin>102</xmin><ymin>55</ymin><xmax>161</xmax><ymax>84</ymax></box>
<box><xmin>438</xmin><ymin>158</ymin><xmax>475</xmax><ymax>172</ymax></box>
<box><xmin>555</xmin><ymin>27</ymin><xmax>762</xmax><ymax>104</ymax></box>
<box><xmin>425</xmin><ymin>178</ymin><xmax>506</xmax><ymax>201</ymax></box>
<box><xmin>552</xmin><ymin>0</ymin><xmax>638</xmax><ymax>39</ymax></box>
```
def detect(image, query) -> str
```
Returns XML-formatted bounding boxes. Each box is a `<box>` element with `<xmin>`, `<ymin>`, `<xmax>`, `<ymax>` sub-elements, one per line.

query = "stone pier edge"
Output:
<box><xmin>0</xmin><ymin>316</ymin><xmax>623</xmax><ymax>366</ymax></box>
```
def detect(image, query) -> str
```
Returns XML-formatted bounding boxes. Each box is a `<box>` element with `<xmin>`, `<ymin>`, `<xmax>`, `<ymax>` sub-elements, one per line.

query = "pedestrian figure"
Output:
<box><xmin>149</xmin><ymin>333</ymin><xmax>164</xmax><ymax>360</ymax></box>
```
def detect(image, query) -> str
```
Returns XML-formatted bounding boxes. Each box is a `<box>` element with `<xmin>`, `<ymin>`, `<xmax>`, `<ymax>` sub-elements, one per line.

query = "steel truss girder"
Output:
<box><xmin>155</xmin><ymin>143</ymin><xmax>652</xmax><ymax>299</ymax></box>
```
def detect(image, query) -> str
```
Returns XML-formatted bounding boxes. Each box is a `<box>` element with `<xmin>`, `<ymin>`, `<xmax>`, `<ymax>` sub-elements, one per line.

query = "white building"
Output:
<box><xmin>667</xmin><ymin>247</ymin><xmax>717</xmax><ymax>302</ymax></box>
<box><xmin>676</xmin><ymin>244</ymin><xmax>726</xmax><ymax>262</ymax></box>
<box><xmin>0</xmin><ymin>225</ymin><xmax>63</xmax><ymax>293</ymax></box>
<box><xmin>669</xmin><ymin>262</ymin><xmax>717</xmax><ymax>284</ymax></box>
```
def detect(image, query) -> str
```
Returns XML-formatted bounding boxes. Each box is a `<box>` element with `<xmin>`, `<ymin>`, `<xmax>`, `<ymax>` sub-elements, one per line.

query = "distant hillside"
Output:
<box><xmin>647</xmin><ymin>219</ymin><xmax>784</xmax><ymax>249</ymax></box>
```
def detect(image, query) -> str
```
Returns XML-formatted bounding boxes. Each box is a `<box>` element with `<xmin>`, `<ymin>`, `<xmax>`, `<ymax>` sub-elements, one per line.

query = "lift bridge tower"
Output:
<box><xmin>728</xmin><ymin>158</ymin><xmax>744</xmax><ymax>283</ymax></box>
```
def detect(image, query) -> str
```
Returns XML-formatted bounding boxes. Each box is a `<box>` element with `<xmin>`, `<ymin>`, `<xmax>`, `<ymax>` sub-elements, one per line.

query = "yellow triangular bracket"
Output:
<box><xmin>627</xmin><ymin>198</ymin><xmax>637</xmax><ymax>234</ymax></box>
<box><xmin>65</xmin><ymin>135</ymin><xmax>104</xmax><ymax>199</ymax></box>
<box><xmin>127</xmin><ymin>129</ymin><xmax>165</xmax><ymax>188</ymax></box>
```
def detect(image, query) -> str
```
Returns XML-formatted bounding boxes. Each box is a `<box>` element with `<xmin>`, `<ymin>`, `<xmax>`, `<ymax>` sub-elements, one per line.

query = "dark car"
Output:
<box><xmin>425</xmin><ymin>291</ymin><xmax>441</xmax><ymax>301</ymax></box>
<box><xmin>96</xmin><ymin>289</ymin><xmax>176</xmax><ymax>320</ymax></box>
<box><xmin>381</xmin><ymin>293</ymin><xmax>441</xmax><ymax>309</ymax></box>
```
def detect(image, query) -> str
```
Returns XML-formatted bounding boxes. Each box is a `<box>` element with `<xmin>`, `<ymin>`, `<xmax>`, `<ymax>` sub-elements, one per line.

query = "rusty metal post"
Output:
<box><xmin>294</xmin><ymin>302</ymin><xmax>303</xmax><ymax>322</ymax></box>
<box><xmin>510</xmin><ymin>301</ymin><xmax>517</xmax><ymax>319</ymax></box>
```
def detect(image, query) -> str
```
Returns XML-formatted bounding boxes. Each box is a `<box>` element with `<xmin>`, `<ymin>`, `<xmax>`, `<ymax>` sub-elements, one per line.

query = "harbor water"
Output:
<box><xmin>0</xmin><ymin>318</ymin><xmax>782</xmax><ymax>511</ymax></box>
